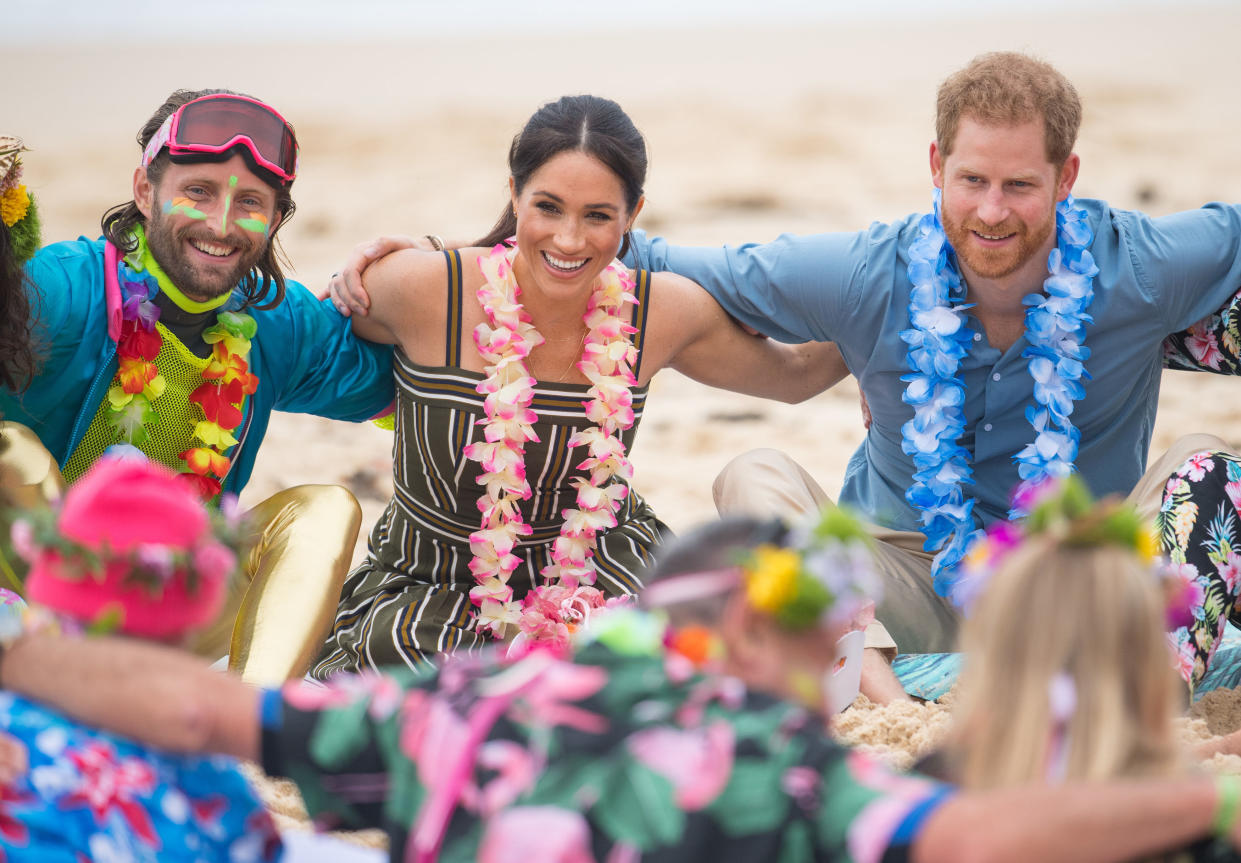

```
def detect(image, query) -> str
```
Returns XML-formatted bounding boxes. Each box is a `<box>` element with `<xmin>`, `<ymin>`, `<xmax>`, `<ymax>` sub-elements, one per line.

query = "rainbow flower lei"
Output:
<box><xmin>465</xmin><ymin>242</ymin><xmax>639</xmax><ymax>649</ymax></box>
<box><xmin>901</xmin><ymin>190</ymin><xmax>1097</xmax><ymax>595</ymax></box>
<box><xmin>109</xmin><ymin>244</ymin><xmax>258</xmax><ymax>500</ymax></box>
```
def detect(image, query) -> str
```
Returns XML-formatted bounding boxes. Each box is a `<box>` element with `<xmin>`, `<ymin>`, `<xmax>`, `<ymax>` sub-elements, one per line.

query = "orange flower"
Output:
<box><xmin>668</xmin><ymin>625</ymin><xmax>718</xmax><ymax>667</ymax></box>
<box><xmin>180</xmin><ymin>447</ymin><xmax>231</xmax><ymax>478</ymax></box>
<box><xmin>204</xmin><ymin>345</ymin><xmax>260</xmax><ymax>394</ymax></box>
<box><xmin>117</xmin><ymin>356</ymin><xmax>158</xmax><ymax>395</ymax></box>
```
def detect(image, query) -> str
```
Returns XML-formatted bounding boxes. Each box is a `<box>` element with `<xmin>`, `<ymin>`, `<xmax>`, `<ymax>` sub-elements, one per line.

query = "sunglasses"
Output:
<box><xmin>141</xmin><ymin>94</ymin><xmax>298</xmax><ymax>185</ymax></box>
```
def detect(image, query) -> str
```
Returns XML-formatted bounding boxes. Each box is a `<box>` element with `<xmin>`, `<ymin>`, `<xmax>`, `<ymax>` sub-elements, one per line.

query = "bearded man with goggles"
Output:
<box><xmin>0</xmin><ymin>90</ymin><xmax>395</xmax><ymax>686</ymax></box>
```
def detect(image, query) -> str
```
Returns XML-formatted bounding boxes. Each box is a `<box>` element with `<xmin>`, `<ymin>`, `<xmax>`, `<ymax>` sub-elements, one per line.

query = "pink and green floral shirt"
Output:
<box><xmin>261</xmin><ymin>614</ymin><xmax>950</xmax><ymax>863</ymax></box>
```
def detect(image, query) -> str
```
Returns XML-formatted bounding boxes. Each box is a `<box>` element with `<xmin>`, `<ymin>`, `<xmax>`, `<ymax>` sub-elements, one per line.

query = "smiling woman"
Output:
<box><xmin>313</xmin><ymin>94</ymin><xmax>851</xmax><ymax>676</ymax></box>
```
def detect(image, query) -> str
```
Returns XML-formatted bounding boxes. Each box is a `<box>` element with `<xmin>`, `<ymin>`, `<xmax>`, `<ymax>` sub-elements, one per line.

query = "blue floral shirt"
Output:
<box><xmin>0</xmin><ymin>691</ymin><xmax>282</xmax><ymax>862</ymax></box>
<box><xmin>625</xmin><ymin>200</ymin><xmax>1241</xmax><ymax>532</ymax></box>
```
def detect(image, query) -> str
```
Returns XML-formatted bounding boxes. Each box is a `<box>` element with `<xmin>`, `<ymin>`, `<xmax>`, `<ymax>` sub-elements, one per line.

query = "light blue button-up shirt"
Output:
<box><xmin>626</xmin><ymin>199</ymin><xmax>1241</xmax><ymax>533</ymax></box>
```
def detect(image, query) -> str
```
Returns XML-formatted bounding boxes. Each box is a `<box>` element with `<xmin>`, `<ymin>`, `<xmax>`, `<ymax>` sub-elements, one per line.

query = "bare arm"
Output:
<box><xmin>655</xmin><ymin>273</ymin><xmax>849</xmax><ymax>403</ymax></box>
<box><xmin>0</xmin><ymin>633</ymin><xmax>261</xmax><ymax>762</ymax></box>
<box><xmin>915</xmin><ymin>777</ymin><xmax>1230</xmax><ymax>863</ymax></box>
<box><xmin>328</xmin><ymin>234</ymin><xmax>470</xmax><ymax>316</ymax></box>
<box><xmin>335</xmin><ymin>248</ymin><xmax>447</xmax><ymax>349</ymax></box>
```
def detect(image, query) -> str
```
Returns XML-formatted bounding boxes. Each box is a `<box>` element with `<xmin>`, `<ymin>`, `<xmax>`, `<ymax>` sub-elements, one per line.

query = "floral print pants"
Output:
<box><xmin>1162</xmin><ymin>293</ymin><xmax>1241</xmax><ymax>691</ymax></box>
<box><xmin>1160</xmin><ymin>450</ymin><xmax>1241</xmax><ymax>690</ymax></box>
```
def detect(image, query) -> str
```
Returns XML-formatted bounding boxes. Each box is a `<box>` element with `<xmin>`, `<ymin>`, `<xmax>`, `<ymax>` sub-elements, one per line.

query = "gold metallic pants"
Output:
<box><xmin>0</xmin><ymin>422</ymin><xmax>360</xmax><ymax>686</ymax></box>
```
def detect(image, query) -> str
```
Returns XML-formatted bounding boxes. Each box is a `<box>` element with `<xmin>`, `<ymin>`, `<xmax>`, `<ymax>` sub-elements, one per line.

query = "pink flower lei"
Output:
<box><xmin>464</xmin><ymin>242</ymin><xmax>640</xmax><ymax>651</ymax></box>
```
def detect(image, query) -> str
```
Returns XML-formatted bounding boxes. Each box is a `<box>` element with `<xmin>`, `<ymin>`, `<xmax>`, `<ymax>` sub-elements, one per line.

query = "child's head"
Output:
<box><xmin>10</xmin><ymin>455</ymin><xmax>239</xmax><ymax>642</ymax></box>
<box><xmin>950</xmin><ymin>478</ymin><xmax>1182</xmax><ymax>788</ymax></box>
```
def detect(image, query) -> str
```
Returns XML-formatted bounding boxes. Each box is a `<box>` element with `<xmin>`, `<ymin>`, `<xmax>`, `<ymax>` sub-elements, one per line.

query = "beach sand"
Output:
<box><xmin>10</xmin><ymin>2</ymin><xmax>1241</xmax><ymax>842</ymax></box>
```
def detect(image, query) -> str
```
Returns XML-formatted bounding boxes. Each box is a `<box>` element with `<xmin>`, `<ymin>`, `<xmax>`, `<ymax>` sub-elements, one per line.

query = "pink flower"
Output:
<box><xmin>505</xmin><ymin>657</ymin><xmax>609</xmax><ymax>734</ymax></box>
<box><xmin>470</xmin><ymin>577</ymin><xmax>515</xmax><ymax>606</ymax></box>
<box><xmin>478</xmin><ymin>806</ymin><xmax>597</xmax><ymax>863</ymax></box>
<box><xmin>1219</xmin><ymin>553</ymin><xmax>1241</xmax><ymax>594</ymax></box>
<box><xmin>283</xmin><ymin>671</ymin><xmax>403</xmax><ymax>719</ymax></box>
<box><xmin>400</xmin><ymin>691</ymin><xmax>471</xmax><ymax>790</ymax></box>
<box><xmin>461</xmin><ymin>740</ymin><xmax>539</xmax><ymax>817</ymax></box>
<box><xmin>627</xmin><ymin>720</ymin><xmax>735</xmax><ymax>810</ymax></box>
<box><xmin>1167</xmin><ymin>628</ymin><xmax>1196</xmax><ymax>683</ymax></box>
<box><xmin>8</xmin><ymin>520</ymin><xmax>35</xmax><ymax>562</ymax></box>
<box><xmin>1186</xmin><ymin>327</ymin><xmax>1223</xmax><ymax>370</ymax></box>
<box><xmin>1179</xmin><ymin>452</ymin><xmax>1215</xmax><ymax>482</ymax></box>
<box><xmin>192</xmin><ymin>541</ymin><xmax>235</xmax><ymax>582</ymax></box>
<box><xmin>1226</xmin><ymin>480</ymin><xmax>1241</xmax><ymax>513</ymax></box>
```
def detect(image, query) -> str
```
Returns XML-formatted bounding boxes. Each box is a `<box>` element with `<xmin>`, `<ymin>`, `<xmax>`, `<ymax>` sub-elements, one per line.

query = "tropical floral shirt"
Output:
<box><xmin>0</xmin><ymin>691</ymin><xmax>282</xmax><ymax>863</ymax></box>
<box><xmin>262</xmin><ymin>616</ymin><xmax>951</xmax><ymax>863</ymax></box>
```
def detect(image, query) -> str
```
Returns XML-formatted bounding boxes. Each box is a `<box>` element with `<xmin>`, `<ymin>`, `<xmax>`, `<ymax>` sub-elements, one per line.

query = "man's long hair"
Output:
<box><xmin>100</xmin><ymin>88</ymin><xmax>297</xmax><ymax>310</ymax></box>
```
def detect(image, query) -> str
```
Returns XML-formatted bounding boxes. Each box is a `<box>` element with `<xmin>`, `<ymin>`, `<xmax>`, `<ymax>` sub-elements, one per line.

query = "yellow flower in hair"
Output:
<box><xmin>745</xmin><ymin>545</ymin><xmax>800</xmax><ymax>614</ymax></box>
<box><xmin>0</xmin><ymin>185</ymin><xmax>29</xmax><ymax>228</ymax></box>
<box><xmin>1138</xmin><ymin>525</ymin><xmax>1161</xmax><ymax>564</ymax></box>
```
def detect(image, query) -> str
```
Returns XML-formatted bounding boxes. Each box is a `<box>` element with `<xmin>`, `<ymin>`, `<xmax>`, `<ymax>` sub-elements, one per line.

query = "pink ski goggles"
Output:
<box><xmin>141</xmin><ymin>94</ymin><xmax>298</xmax><ymax>185</ymax></box>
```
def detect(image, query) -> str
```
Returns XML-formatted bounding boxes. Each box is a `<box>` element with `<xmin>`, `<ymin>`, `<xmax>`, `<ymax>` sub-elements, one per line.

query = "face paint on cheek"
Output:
<box><xmin>222</xmin><ymin>175</ymin><xmax>238</xmax><ymax>234</ymax></box>
<box><xmin>164</xmin><ymin>197</ymin><xmax>207</xmax><ymax>219</ymax></box>
<box><xmin>235</xmin><ymin>212</ymin><xmax>269</xmax><ymax>236</ymax></box>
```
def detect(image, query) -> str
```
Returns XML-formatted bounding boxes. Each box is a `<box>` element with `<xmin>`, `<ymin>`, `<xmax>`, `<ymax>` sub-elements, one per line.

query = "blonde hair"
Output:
<box><xmin>949</xmin><ymin>536</ymin><xmax>1181</xmax><ymax>789</ymax></box>
<box><xmin>936</xmin><ymin>51</ymin><xmax>1082</xmax><ymax>166</ymax></box>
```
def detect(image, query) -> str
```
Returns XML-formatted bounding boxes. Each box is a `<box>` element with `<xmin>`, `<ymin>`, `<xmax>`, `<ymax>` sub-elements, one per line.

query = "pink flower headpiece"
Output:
<box><xmin>11</xmin><ymin>455</ymin><xmax>243</xmax><ymax>640</ymax></box>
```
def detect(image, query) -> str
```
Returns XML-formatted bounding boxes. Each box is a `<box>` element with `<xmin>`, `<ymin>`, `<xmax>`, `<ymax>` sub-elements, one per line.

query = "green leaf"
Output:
<box><xmin>590</xmin><ymin>760</ymin><xmax>683</xmax><ymax>850</ymax></box>
<box><xmin>706</xmin><ymin>757</ymin><xmax>792</xmax><ymax>835</ymax></box>
<box><xmin>777</xmin><ymin>820</ymin><xmax>814</xmax><ymax>863</ymax></box>
<box><xmin>309</xmin><ymin>698</ymin><xmax>375</xmax><ymax>769</ymax></box>
<box><xmin>216</xmin><ymin>310</ymin><xmax>258</xmax><ymax>339</ymax></box>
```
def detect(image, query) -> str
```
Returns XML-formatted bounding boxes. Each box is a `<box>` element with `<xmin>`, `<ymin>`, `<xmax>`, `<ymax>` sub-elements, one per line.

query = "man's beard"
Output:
<box><xmin>942</xmin><ymin>205</ymin><xmax>1055</xmax><ymax>281</ymax></box>
<box><xmin>144</xmin><ymin>206</ymin><xmax>266</xmax><ymax>303</ymax></box>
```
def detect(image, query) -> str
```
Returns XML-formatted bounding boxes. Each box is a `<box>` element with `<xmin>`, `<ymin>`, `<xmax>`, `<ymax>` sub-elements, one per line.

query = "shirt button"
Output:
<box><xmin>992</xmin><ymin>372</ymin><xmax>1001</xmax><ymax>381</ymax></box>
<box><xmin>983</xmin><ymin>423</ymin><xmax>993</xmax><ymax>432</ymax></box>
<box><xmin>973</xmin><ymin>333</ymin><xmax>982</xmax><ymax>341</ymax></box>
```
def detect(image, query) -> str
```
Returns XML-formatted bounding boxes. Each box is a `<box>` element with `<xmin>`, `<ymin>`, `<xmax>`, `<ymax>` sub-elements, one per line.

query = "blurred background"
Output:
<box><xmin>7</xmin><ymin>0</ymin><xmax>1240</xmax><ymax>558</ymax></box>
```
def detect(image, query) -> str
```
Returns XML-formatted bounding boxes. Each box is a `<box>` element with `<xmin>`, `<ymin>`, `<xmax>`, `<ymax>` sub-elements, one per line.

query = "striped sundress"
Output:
<box><xmin>312</xmin><ymin>251</ymin><xmax>671</xmax><ymax>676</ymax></box>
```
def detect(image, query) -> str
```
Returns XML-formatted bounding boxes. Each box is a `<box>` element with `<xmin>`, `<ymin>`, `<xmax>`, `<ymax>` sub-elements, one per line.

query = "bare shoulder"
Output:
<box><xmin>365</xmin><ymin>248</ymin><xmax>450</xmax><ymax>302</ymax></box>
<box><xmin>645</xmin><ymin>270</ymin><xmax>725</xmax><ymax>323</ymax></box>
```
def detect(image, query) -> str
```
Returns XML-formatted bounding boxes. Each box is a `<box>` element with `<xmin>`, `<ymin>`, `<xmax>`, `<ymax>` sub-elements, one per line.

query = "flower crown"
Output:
<box><xmin>6</xmin><ymin>457</ymin><xmax>245</xmax><ymax>638</ymax></box>
<box><xmin>742</xmin><ymin>507</ymin><xmax>880</xmax><ymax>631</ymax></box>
<box><xmin>0</xmin><ymin>137</ymin><xmax>41</xmax><ymax>265</ymax></box>
<box><xmin>951</xmin><ymin>476</ymin><xmax>1185</xmax><ymax>625</ymax></box>
<box><xmin>10</xmin><ymin>502</ymin><xmax>242</xmax><ymax>601</ymax></box>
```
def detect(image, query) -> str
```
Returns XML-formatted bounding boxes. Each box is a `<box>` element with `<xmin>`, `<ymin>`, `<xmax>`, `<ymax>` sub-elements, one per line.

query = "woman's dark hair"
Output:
<box><xmin>100</xmin><ymin>88</ymin><xmax>297</xmax><ymax>311</ymax></box>
<box><xmin>0</xmin><ymin>221</ymin><xmax>36</xmax><ymax>392</ymax></box>
<box><xmin>476</xmin><ymin>95</ymin><xmax>647</xmax><ymax>258</ymax></box>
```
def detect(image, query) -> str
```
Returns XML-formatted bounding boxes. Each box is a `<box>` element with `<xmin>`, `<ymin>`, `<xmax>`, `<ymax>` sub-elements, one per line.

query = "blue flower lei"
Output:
<box><xmin>900</xmin><ymin>189</ymin><xmax>1098</xmax><ymax>596</ymax></box>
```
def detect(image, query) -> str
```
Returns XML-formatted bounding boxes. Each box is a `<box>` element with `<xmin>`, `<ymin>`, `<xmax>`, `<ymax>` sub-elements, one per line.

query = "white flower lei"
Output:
<box><xmin>900</xmin><ymin>190</ymin><xmax>1097</xmax><ymax>595</ymax></box>
<box><xmin>464</xmin><ymin>243</ymin><xmax>640</xmax><ymax>642</ymax></box>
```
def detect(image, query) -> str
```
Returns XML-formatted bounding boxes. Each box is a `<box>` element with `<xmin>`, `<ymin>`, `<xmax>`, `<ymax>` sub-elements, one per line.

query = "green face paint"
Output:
<box><xmin>221</xmin><ymin>175</ymin><xmax>238</xmax><ymax>235</ymax></box>
<box><xmin>164</xmin><ymin>198</ymin><xmax>206</xmax><ymax>220</ymax></box>
<box><xmin>235</xmin><ymin>217</ymin><xmax>270</xmax><ymax>236</ymax></box>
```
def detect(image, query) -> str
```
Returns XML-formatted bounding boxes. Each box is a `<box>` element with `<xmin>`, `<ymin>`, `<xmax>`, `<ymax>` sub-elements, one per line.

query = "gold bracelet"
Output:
<box><xmin>425</xmin><ymin>234</ymin><xmax>446</xmax><ymax>252</ymax></box>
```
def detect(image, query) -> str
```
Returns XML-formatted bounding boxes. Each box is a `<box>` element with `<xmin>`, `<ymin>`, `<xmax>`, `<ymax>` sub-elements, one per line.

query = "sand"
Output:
<box><xmin>11</xmin><ymin>2</ymin><xmax>1241</xmax><ymax>842</ymax></box>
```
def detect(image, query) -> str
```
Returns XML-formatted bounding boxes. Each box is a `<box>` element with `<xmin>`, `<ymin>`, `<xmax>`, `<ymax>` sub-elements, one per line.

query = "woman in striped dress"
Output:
<box><xmin>313</xmin><ymin>95</ymin><xmax>847</xmax><ymax>675</ymax></box>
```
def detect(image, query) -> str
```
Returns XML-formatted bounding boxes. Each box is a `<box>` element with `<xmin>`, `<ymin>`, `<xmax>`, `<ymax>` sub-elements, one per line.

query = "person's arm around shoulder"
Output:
<box><xmin>330</xmin><ymin>248</ymin><xmax>446</xmax><ymax>350</ymax></box>
<box><xmin>328</xmin><ymin>235</ymin><xmax>466</xmax><ymax>317</ymax></box>
<box><xmin>625</xmin><ymin>228</ymin><xmax>866</xmax><ymax>344</ymax></box>
<box><xmin>913</xmin><ymin>777</ymin><xmax>1236</xmax><ymax>863</ymax></box>
<box><xmin>649</xmin><ymin>272</ymin><xmax>849</xmax><ymax>403</ymax></box>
